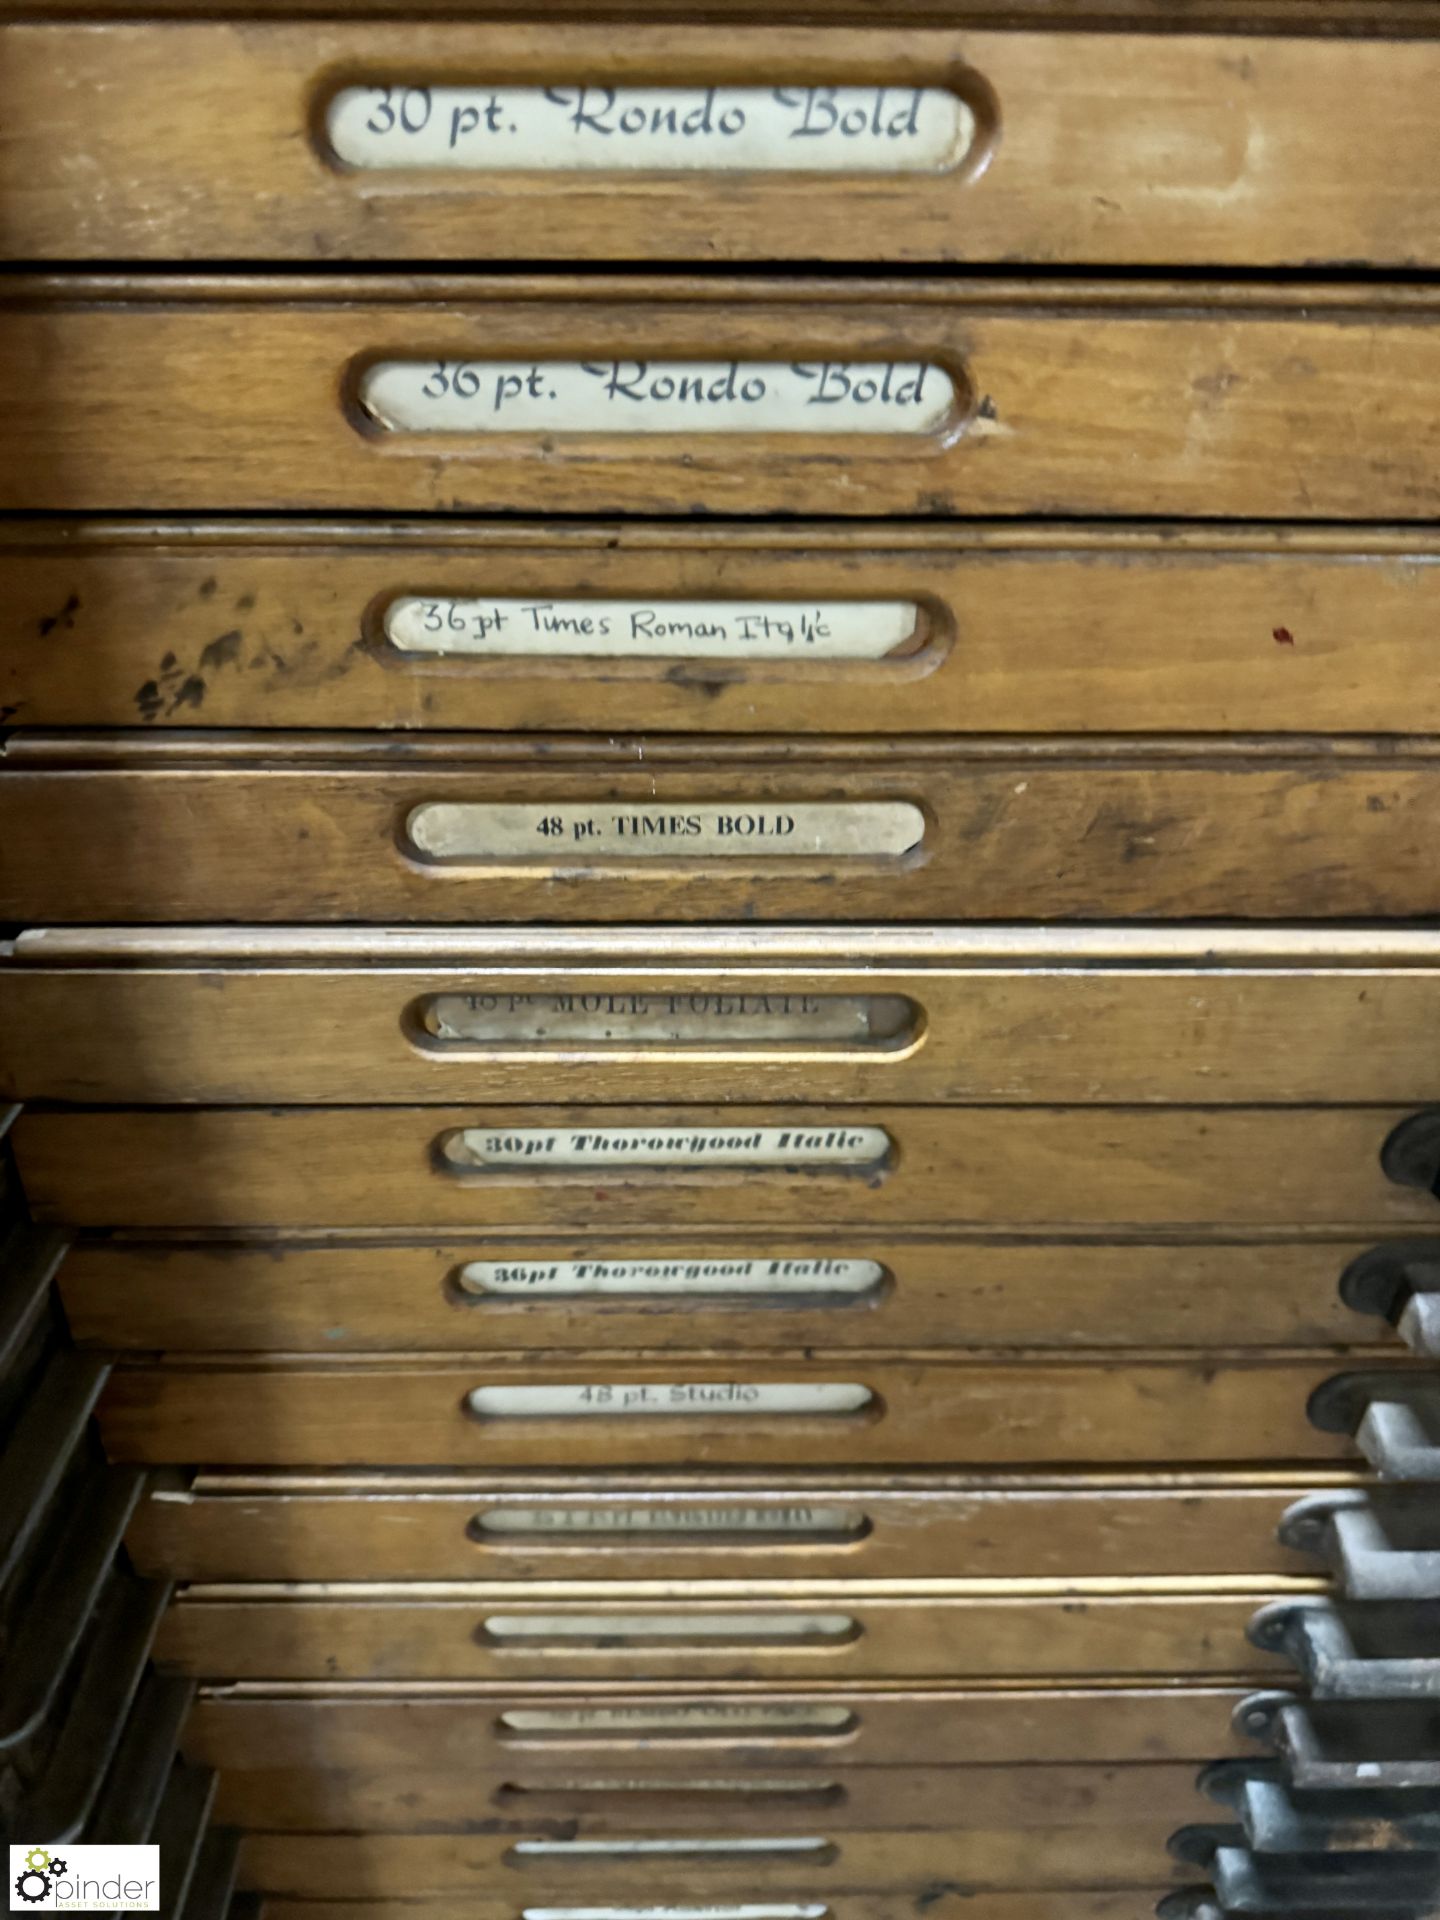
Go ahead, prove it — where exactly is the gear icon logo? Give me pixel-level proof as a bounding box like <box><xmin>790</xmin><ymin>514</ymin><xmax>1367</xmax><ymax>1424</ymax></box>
<box><xmin>14</xmin><ymin>1867</ymin><xmax>50</xmax><ymax>1903</ymax></box>
<box><xmin>22</xmin><ymin>1852</ymin><xmax>50</xmax><ymax>1873</ymax></box>
<box><xmin>46</xmin><ymin>1861</ymin><xmax>67</xmax><ymax>1877</ymax></box>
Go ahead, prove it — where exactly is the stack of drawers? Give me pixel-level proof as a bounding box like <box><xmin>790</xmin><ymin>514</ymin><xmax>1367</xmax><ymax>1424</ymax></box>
<box><xmin>4</xmin><ymin>4</ymin><xmax>1440</xmax><ymax>1916</ymax></box>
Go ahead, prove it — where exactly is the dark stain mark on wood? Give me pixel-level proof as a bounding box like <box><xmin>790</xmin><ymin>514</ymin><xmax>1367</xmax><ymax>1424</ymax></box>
<box><xmin>976</xmin><ymin>393</ymin><xmax>998</xmax><ymax>420</ymax></box>
<box><xmin>1273</xmin><ymin>627</ymin><xmax>1296</xmax><ymax>646</ymax></box>
<box><xmin>198</xmin><ymin>577</ymin><xmax>218</xmax><ymax>598</ymax></box>
<box><xmin>171</xmin><ymin>675</ymin><xmax>206</xmax><ymax>712</ymax></box>
<box><xmin>134</xmin><ymin>679</ymin><xmax>164</xmax><ymax>721</ymax></box>
<box><xmin>200</xmin><ymin>630</ymin><xmax>244</xmax><ymax>672</ymax></box>
<box><xmin>236</xmin><ymin>592</ymin><xmax>257</xmax><ymax>612</ymax></box>
<box><xmin>37</xmin><ymin>591</ymin><xmax>81</xmax><ymax>638</ymax></box>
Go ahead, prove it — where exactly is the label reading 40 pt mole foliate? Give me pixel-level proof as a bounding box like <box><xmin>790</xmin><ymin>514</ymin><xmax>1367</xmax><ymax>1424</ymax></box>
<box><xmin>328</xmin><ymin>84</ymin><xmax>975</xmax><ymax>173</ymax></box>
<box><xmin>407</xmin><ymin>802</ymin><xmax>925</xmax><ymax>861</ymax></box>
<box><xmin>444</xmin><ymin>1125</ymin><xmax>890</xmax><ymax>1171</ymax></box>
<box><xmin>359</xmin><ymin>360</ymin><xmax>954</xmax><ymax>435</ymax></box>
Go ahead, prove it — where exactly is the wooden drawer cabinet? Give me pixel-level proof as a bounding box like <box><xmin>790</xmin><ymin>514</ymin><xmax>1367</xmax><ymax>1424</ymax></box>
<box><xmin>91</xmin><ymin>1352</ymin><xmax>1408</xmax><ymax>1468</ymax></box>
<box><xmin>255</xmin><ymin>1894</ymin><xmax>1157</xmax><ymax>1920</ymax></box>
<box><xmin>56</xmin><ymin>1230</ymin><xmax>1377</xmax><ymax>1355</ymax></box>
<box><xmin>185</xmin><ymin>1681</ymin><xmax>1256</xmax><ymax>1774</ymax></box>
<box><xmin>4</xmin><ymin>23</ymin><xmax>1440</xmax><ymax>268</ymax></box>
<box><xmin>10</xmin><ymin>930</ymin><xmax>1440</xmax><ymax>1107</ymax></box>
<box><xmin>8</xmin><ymin>737</ymin><xmax>1440</xmax><ymax>925</ymax></box>
<box><xmin>124</xmin><ymin>1470</ymin><xmax>1335</xmax><ymax>1583</ymax></box>
<box><xmin>13</xmin><ymin>1102</ymin><xmax>1436</xmax><ymax>1231</ymax></box>
<box><xmin>9</xmin><ymin>523</ymin><xmax>1440</xmax><ymax>740</ymax></box>
<box><xmin>151</xmin><ymin>1580</ymin><xmax>1292</xmax><ymax>1684</ymax></box>
<box><xmin>5</xmin><ymin>278</ymin><xmax>1440</xmax><ymax>518</ymax></box>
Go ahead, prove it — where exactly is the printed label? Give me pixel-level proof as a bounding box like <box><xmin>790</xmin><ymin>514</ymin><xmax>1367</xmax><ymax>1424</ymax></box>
<box><xmin>484</xmin><ymin>1610</ymin><xmax>855</xmax><ymax>1641</ymax></box>
<box><xmin>408</xmin><ymin>802</ymin><xmax>925</xmax><ymax>861</ymax></box>
<box><xmin>467</xmin><ymin>1382</ymin><xmax>874</xmax><ymax>1418</ymax></box>
<box><xmin>474</xmin><ymin>1502</ymin><xmax>866</xmax><ymax>1535</ymax></box>
<box><xmin>458</xmin><ymin>1255</ymin><xmax>883</xmax><ymax>1298</ymax></box>
<box><xmin>501</xmin><ymin>1703</ymin><xmax>853</xmax><ymax>1733</ymax></box>
<box><xmin>359</xmin><ymin>360</ymin><xmax>954</xmax><ymax>435</ymax></box>
<box><xmin>443</xmin><ymin>1126</ymin><xmax>891</xmax><ymax>1171</ymax></box>
<box><xmin>512</xmin><ymin>1840</ymin><xmax>829</xmax><ymax>1858</ymax></box>
<box><xmin>521</xmin><ymin>1908</ymin><xmax>828</xmax><ymax>1920</ymax></box>
<box><xmin>423</xmin><ymin>992</ymin><xmax>910</xmax><ymax>1047</ymax></box>
<box><xmin>329</xmin><ymin>83</ymin><xmax>974</xmax><ymax>173</ymax></box>
<box><xmin>385</xmin><ymin>596</ymin><xmax>917</xmax><ymax>661</ymax></box>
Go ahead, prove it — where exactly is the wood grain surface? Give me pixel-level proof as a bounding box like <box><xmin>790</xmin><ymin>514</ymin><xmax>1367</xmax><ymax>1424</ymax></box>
<box><xmin>91</xmin><ymin>1350</ymin><xmax>1411</xmax><ymax>1466</ymax></box>
<box><xmin>5</xmin><ymin>278</ymin><xmax>1440</xmax><ymax>516</ymax></box>
<box><xmin>7</xmin><ymin>736</ymin><xmax>1440</xmax><ymax>923</ymax></box>
<box><xmin>13</xmin><ymin>1102</ymin><xmax>1434</xmax><ymax>1230</ymax></box>
<box><xmin>1</xmin><ymin>24</ymin><xmax>1438</xmax><ymax>266</ymax></box>
<box><xmin>12</xmin><ymin>522</ymin><xmax>1440</xmax><ymax>738</ymax></box>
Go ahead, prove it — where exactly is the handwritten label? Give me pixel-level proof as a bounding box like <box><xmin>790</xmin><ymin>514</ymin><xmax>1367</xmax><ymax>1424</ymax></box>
<box><xmin>385</xmin><ymin>597</ymin><xmax>918</xmax><ymax>661</ymax></box>
<box><xmin>513</xmin><ymin>1840</ymin><xmax>829</xmax><ymax>1858</ymax></box>
<box><xmin>474</xmin><ymin>1503</ymin><xmax>866</xmax><ymax>1535</ymax></box>
<box><xmin>443</xmin><ymin>1126</ymin><xmax>891</xmax><ymax>1172</ymax></box>
<box><xmin>467</xmin><ymin>1382</ymin><xmax>874</xmax><ymax>1418</ymax></box>
<box><xmin>502</xmin><ymin>1704</ymin><xmax>852</xmax><ymax>1733</ymax></box>
<box><xmin>329</xmin><ymin>84</ymin><xmax>974</xmax><ymax>173</ymax></box>
<box><xmin>484</xmin><ymin>1610</ymin><xmax>855</xmax><ymax>1642</ymax></box>
<box><xmin>458</xmin><ymin>1256</ymin><xmax>883</xmax><ymax>1298</ymax></box>
<box><xmin>358</xmin><ymin>360</ymin><xmax>954</xmax><ymax>435</ymax></box>
<box><xmin>423</xmin><ymin>992</ymin><xmax>911</xmax><ymax>1048</ymax></box>
<box><xmin>407</xmin><ymin>803</ymin><xmax>925</xmax><ymax>861</ymax></box>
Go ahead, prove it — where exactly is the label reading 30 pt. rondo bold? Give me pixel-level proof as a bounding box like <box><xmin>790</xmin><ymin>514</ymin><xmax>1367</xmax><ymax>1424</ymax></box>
<box><xmin>385</xmin><ymin>597</ymin><xmax>919</xmax><ymax>661</ymax></box>
<box><xmin>328</xmin><ymin>84</ymin><xmax>975</xmax><ymax>174</ymax></box>
<box><xmin>407</xmin><ymin>802</ymin><xmax>925</xmax><ymax>862</ymax></box>
<box><xmin>359</xmin><ymin>361</ymin><xmax>954</xmax><ymax>435</ymax></box>
<box><xmin>443</xmin><ymin>1125</ymin><xmax>891</xmax><ymax>1172</ymax></box>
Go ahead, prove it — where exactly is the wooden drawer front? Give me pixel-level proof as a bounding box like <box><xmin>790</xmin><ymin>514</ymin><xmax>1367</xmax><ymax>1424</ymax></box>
<box><xmin>123</xmin><ymin>1471</ymin><xmax>1337</xmax><ymax>1584</ymax></box>
<box><xmin>12</xmin><ymin>938</ymin><xmax>1440</xmax><ymax>1106</ymax></box>
<box><xmin>93</xmin><ymin>1353</ymin><xmax>1404</xmax><ymax>1468</ymax></box>
<box><xmin>153</xmin><ymin>1583</ymin><xmax>1287</xmax><ymax>1684</ymax></box>
<box><xmin>255</xmin><ymin>1893</ymin><xmax>1159</xmax><ymax>1920</ymax></box>
<box><xmin>8</xmin><ymin>740</ymin><xmax>1440</xmax><ymax>925</ymax></box>
<box><xmin>237</xmin><ymin>1810</ymin><xmax>1203</xmax><ymax>1896</ymax></box>
<box><xmin>5</xmin><ymin>25</ymin><xmax>1438</xmax><ymax>268</ymax></box>
<box><xmin>58</xmin><ymin>1231</ymin><xmax>1379</xmax><ymax>1357</ymax></box>
<box><xmin>14</xmin><ymin>1103</ymin><xmax>1436</xmax><ymax>1232</ymax></box>
<box><xmin>12</xmin><ymin>524</ymin><xmax>1440</xmax><ymax>738</ymax></box>
<box><xmin>6</xmin><ymin>278</ymin><xmax>1440</xmax><ymax>519</ymax></box>
<box><xmin>185</xmin><ymin>1683</ymin><xmax>1249</xmax><ymax>1774</ymax></box>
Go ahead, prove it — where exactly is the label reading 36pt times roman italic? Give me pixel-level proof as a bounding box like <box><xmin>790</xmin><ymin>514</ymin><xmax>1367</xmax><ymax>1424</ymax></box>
<box><xmin>407</xmin><ymin>802</ymin><xmax>925</xmax><ymax>861</ymax></box>
<box><xmin>384</xmin><ymin>597</ymin><xmax>918</xmax><ymax>661</ymax></box>
<box><xmin>358</xmin><ymin>361</ymin><xmax>954</xmax><ymax>435</ymax></box>
<box><xmin>443</xmin><ymin>1125</ymin><xmax>891</xmax><ymax>1171</ymax></box>
<box><xmin>328</xmin><ymin>84</ymin><xmax>975</xmax><ymax>173</ymax></box>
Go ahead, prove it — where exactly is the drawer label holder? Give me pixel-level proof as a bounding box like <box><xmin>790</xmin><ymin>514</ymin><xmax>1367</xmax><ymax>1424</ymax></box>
<box><xmin>407</xmin><ymin>803</ymin><xmax>925</xmax><ymax>862</ymax></box>
<box><xmin>441</xmin><ymin>1125</ymin><xmax>892</xmax><ymax>1172</ymax></box>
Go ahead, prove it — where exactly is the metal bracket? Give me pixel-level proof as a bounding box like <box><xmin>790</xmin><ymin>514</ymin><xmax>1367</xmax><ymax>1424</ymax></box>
<box><xmin>1237</xmin><ymin>1689</ymin><xmax>1440</xmax><ymax>1791</ymax></box>
<box><xmin>1249</xmin><ymin>1598</ymin><xmax>1440</xmax><ymax>1700</ymax></box>
<box><xmin>1384</xmin><ymin>1111</ymin><xmax>1440</xmax><ymax>1199</ymax></box>
<box><xmin>1201</xmin><ymin>1757</ymin><xmax>1440</xmax><ymax>1853</ymax></box>
<box><xmin>1342</xmin><ymin>1242</ymin><xmax>1440</xmax><ymax>1356</ymax></box>
<box><xmin>179</xmin><ymin>1828</ymin><xmax>241</xmax><ymax>1920</ymax></box>
<box><xmin>0</xmin><ymin>1224</ymin><xmax>67</xmax><ymax>1382</ymax></box>
<box><xmin>1281</xmin><ymin>1490</ymin><xmax>1440</xmax><ymax>1601</ymax></box>
<box><xmin>1309</xmin><ymin>1373</ymin><xmax>1440</xmax><ymax>1480</ymax></box>
<box><xmin>1170</xmin><ymin>1823</ymin><xmax>1440</xmax><ymax>1911</ymax></box>
<box><xmin>0</xmin><ymin>1350</ymin><xmax>110</xmax><ymax>1592</ymax></box>
<box><xmin>150</xmin><ymin>1763</ymin><xmax>218</xmax><ymax>1920</ymax></box>
<box><xmin>85</xmin><ymin>1672</ymin><xmax>197</xmax><ymax>1845</ymax></box>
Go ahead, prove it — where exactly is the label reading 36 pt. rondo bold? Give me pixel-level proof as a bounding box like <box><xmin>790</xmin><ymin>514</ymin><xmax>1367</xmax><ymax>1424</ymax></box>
<box><xmin>358</xmin><ymin>360</ymin><xmax>954</xmax><ymax>435</ymax></box>
<box><xmin>328</xmin><ymin>84</ymin><xmax>975</xmax><ymax>173</ymax></box>
<box><xmin>384</xmin><ymin>597</ymin><xmax>919</xmax><ymax>660</ymax></box>
<box><xmin>443</xmin><ymin>1125</ymin><xmax>891</xmax><ymax>1172</ymax></box>
<box><xmin>407</xmin><ymin>802</ymin><xmax>925</xmax><ymax>861</ymax></box>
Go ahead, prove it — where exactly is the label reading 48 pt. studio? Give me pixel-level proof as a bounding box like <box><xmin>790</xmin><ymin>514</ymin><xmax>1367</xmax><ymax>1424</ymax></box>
<box><xmin>407</xmin><ymin>801</ymin><xmax>925</xmax><ymax>861</ymax></box>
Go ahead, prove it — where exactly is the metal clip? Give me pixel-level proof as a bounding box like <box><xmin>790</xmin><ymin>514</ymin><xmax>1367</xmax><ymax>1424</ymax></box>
<box><xmin>1309</xmin><ymin>1374</ymin><xmax>1440</xmax><ymax>1480</ymax></box>
<box><xmin>1281</xmin><ymin>1491</ymin><xmax>1440</xmax><ymax>1602</ymax></box>
<box><xmin>179</xmin><ymin>1828</ymin><xmax>241</xmax><ymax>1920</ymax></box>
<box><xmin>1238</xmin><ymin>1689</ymin><xmax>1440</xmax><ymax>1791</ymax></box>
<box><xmin>1202</xmin><ymin>1757</ymin><xmax>1440</xmax><ymax>1854</ymax></box>
<box><xmin>1170</xmin><ymin>1822</ymin><xmax>1440</xmax><ymax>1911</ymax></box>
<box><xmin>1342</xmin><ymin>1242</ymin><xmax>1440</xmax><ymax>1357</ymax></box>
<box><xmin>85</xmin><ymin>1672</ymin><xmax>196</xmax><ymax>1844</ymax></box>
<box><xmin>1249</xmin><ymin>1599</ymin><xmax>1440</xmax><ymax>1700</ymax></box>
<box><xmin>1383</xmin><ymin>1112</ymin><xmax>1440</xmax><ymax>1201</ymax></box>
<box><xmin>150</xmin><ymin>1762</ymin><xmax>219</xmax><ymax>1920</ymax></box>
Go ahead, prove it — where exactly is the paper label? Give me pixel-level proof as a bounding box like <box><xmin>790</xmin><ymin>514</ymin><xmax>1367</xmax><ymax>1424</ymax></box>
<box><xmin>475</xmin><ymin>1503</ymin><xmax>865</xmax><ymax>1535</ymax></box>
<box><xmin>385</xmin><ymin>596</ymin><xmax>917</xmax><ymax>661</ymax></box>
<box><xmin>484</xmin><ymin>1610</ymin><xmax>855</xmax><ymax>1641</ymax></box>
<box><xmin>512</xmin><ymin>1840</ymin><xmax>829</xmax><ymax>1858</ymax></box>
<box><xmin>458</xmin><ymin>1256</ymin><xmax>883</xmax><ymax>1298</ymax></box>
<box><xmin>467</xmin><ymin>1382</ymin><xmax>873</xmax><ymax>1418</ymax></box>
<box><xmin>443</xmin><ymin>1126</ymin><xmax>891</xmax><ymax>1171</ymax></box>
<box><xmin>423</xmin><ymin>992</ymin><xmax>909</xmax><ymax>1047</ymax></box>
<box><xmin>359</xmin><ymin>360</ymin><xmax>954</xmax><ymax>435</ymax></box>
<box><xmin>501</xmin><ymin>1704</ymin><xmax>853</xmax><ymax>1733</ymax></box>
<box><xmin>328</xmin><ymin>84</ymin><xmax>974</xmax><ymax>173</ymax></box>
<box><xmin>408</xmin><ymin>803</ymin><xmax>925</xmax><ymax>861</ymax></box>
<box><xmin>522</xmin><ymin>1908</ymin><xmax>827</xmax><ymax>1920</ymax></box>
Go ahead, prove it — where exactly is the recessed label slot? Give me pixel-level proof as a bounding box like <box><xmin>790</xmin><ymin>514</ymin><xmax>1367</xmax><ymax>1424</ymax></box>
<box><xmin>384</xmin><ymin>597</ymin><xmax>920</xmax><ymax>662</ymax></box>
<box><xmin>472</xmin><ymin>1503</ymin><xmax>868</xmax><ymax>1540</ymax></box>
<box><xmin>500</xmin><ymin>1705</ymin><xmax>856</xmax><ymax>1736</ymax></box>
<box><xmin>467</xmin><ymin>1383</ymin><xmax>874</xmax><ymax>1419</ymax></box>
<box><xmin>482</xmin><ymin>1611</ymin><xmax>857</xmax><ymax>1647</ymax></box>
<box><xmin>511</xmin><ymin>1839</ymin><xmax>831</xmax><ymax>1860</ymax></box>
<box><xmin>328</xmin><ymin>84</ymin><xmax>975</xmax><ymax>173</ymax></box>
<box><xmin>407</xmin><ymin>802</ymin><xmax>925</xmax><ymax>862</ymax></box>
<box><xmin>359</xmin><ymin>361</ymin><xmax>955</xmax><ymax>437</ymax></box>
<box><xmin>440</xmin><ymin>1126</ymin><xmax>892</xmax><ymax>1173</ymax></box>
<box><xmin>522</xmin><ymin>1906</ymin><xmax>829</xmax><ymax>1920</ymax></box>
<box><xmin>418</xmin><ymin>991</ymin><xmax>915</xmax><ymax>1052</ymax></box>
<box><xmin>499</xmin><ymin>1782</ymin><xmax>844</xmax><ymax>1806</ymax></box>
<box><xmin>457</xmin><ymin>1256</ymin><xmax>885</xmax><ymax>1302</ymax></box>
